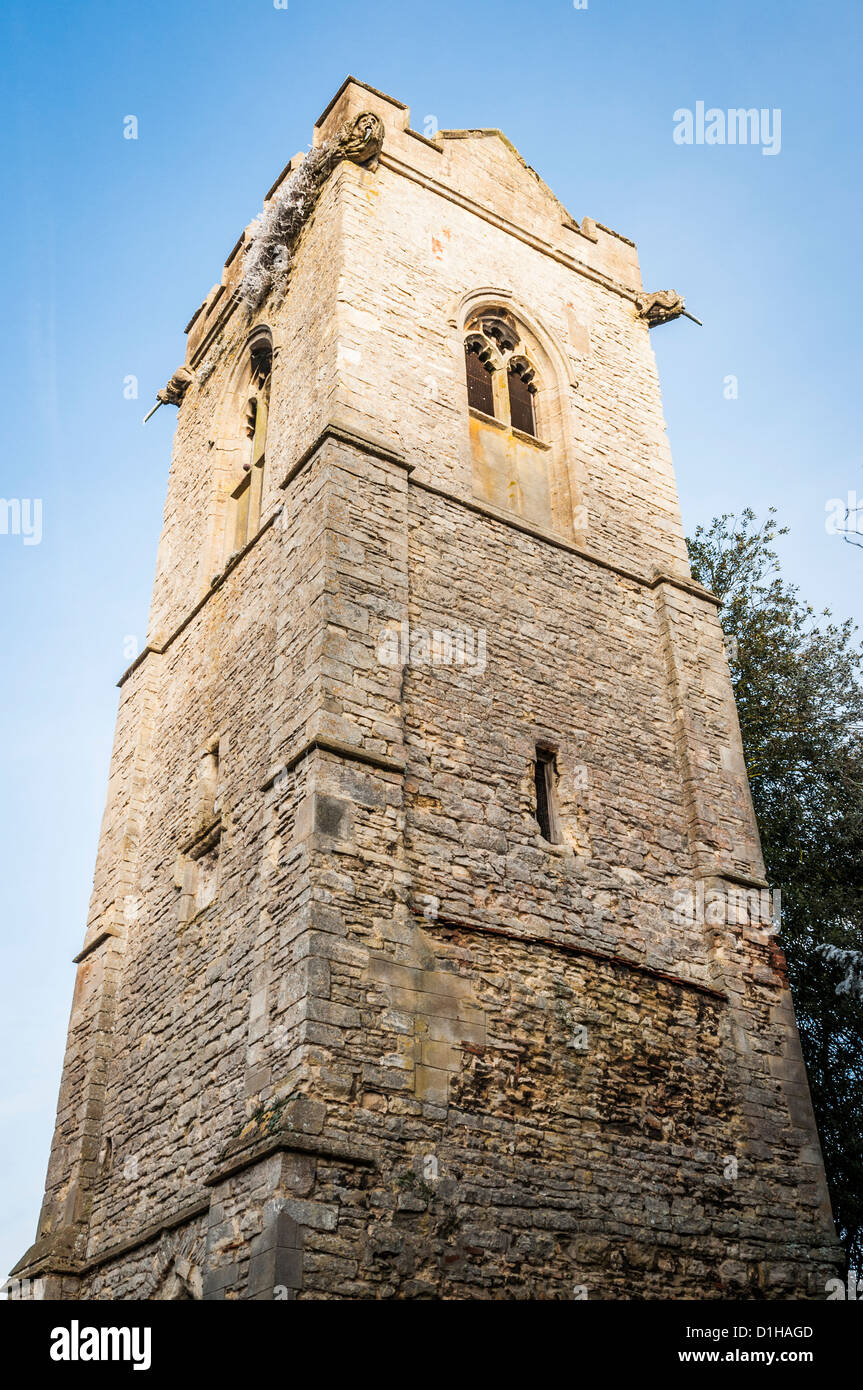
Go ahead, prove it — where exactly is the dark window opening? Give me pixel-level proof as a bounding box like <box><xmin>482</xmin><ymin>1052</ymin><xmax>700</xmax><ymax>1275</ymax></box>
<box><xmin>244</xmin><ymin>397</ymin><xmax>258</xmax><ymax>461</ymax></box>
<box><xmin>249</xmin><ymin>342</ymin><xmax>273</xmax><ymax>390</ymax></box>
<box><xmin>465</xmin><ymin>340</ymin><xmax>495</xmax><ymax>417</ymax></box>
<box><xmin>508</xmin><ymin>362</ymin><xmax>537</xmax><ymax>437</ymax></box>
<box><xmin>246</xmin><ymin>340</ymin><xmax>272</xmax><ymax>470</ymax></box>
<box><xmin>534</xmin><ymin>747</ymin><xmax>558</xmax><ymax>842</ymax></box>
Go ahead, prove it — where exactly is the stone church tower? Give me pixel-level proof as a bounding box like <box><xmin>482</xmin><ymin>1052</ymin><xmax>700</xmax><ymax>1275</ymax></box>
<box><xmin>13</xmin><ymin>79</ymin><xmax>840</xmax><ymax>1300</ymax></box>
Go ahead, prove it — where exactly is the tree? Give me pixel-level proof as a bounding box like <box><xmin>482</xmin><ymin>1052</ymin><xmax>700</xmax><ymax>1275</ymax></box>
<box><xmin>687</xmin><ymin>508</ymin><xmax>863</xmax><ymax>1274</ymax></box>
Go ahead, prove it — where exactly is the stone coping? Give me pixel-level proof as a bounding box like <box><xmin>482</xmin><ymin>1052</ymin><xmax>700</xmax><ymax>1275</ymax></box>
<box><xmin>261</xmin><ymin>734</ymin><xmax>406</xmax><ymax>790</ymax></box>
<box><xmin>206</xmin><ymin>1130</ymin><xmax>376</xmax><ymax>1189</ymax></box>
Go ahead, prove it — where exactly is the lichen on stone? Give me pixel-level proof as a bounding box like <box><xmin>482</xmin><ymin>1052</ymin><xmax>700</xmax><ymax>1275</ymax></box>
<box><xmin>239</xmin><ymin>111</ymin><xmax>384</xmax><ymax>311</ymax></box>
<box><xmin>240</xmin><ymin>144</ymin><xmax>335</xmax><ymax>311</ymax></box>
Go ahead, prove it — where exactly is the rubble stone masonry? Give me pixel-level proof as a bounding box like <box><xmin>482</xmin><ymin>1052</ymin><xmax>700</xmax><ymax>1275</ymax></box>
<box><xmin>12</xmin><ymin>78</ymin><xmax>841</xmax><ymax>1300</ymax></box>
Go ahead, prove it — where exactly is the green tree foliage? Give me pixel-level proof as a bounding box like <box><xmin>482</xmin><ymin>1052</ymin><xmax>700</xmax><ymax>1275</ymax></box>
<box><xmin>687</xmin><ymin>508</ymin><xmax>863</xmax><ymax>1274</ymax></box>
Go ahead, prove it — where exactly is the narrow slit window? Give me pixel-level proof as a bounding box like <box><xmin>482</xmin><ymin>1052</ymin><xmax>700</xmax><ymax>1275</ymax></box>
<box><xmin>98</xmin><ymin>1136</ymin><xmax>113</xmax><ymax>1176</ymax></box>
<box><xmin>534</xmin><ymin>747</ymin><xmax>559</xmax><ymax>843</ymax></box>
<box><xmin>247</xmin><ymin>352</ymin><xmax>271</xmax><ymax>470</ymax></box>
<box><xmin>508</xmin><ymin>363</ymin><xmax>537</xmax><ymax>437</ymax></box>
<box><xmin>230</xmin><ymin>339</ymin><xmax>272</xmax><ymax>553</ymax></box>
<box><xmin>195</xmin><ymin>743</ymin><xmax>221</xmax><ymax>828</ymax></box>
<box><xmin>465</xmin><ymin>340</ymin><xmax>495</xmax><ymax>417</ymax></box>
<box><xmin>181</xmin><ymin>740</ymin><xmax>224</xmax><ymax>922</ymax></box>
<box><xmin>245</xmin><ymin>397</ymin><xmax>259</xmax><ymax>466</ymax></box>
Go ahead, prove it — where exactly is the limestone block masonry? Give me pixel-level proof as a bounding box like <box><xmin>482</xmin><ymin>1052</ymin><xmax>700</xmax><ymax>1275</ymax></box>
<box><xmin>11</xmin><ymin>77</ymin><xmax>841</xmax><ymax>1300</ymax></box>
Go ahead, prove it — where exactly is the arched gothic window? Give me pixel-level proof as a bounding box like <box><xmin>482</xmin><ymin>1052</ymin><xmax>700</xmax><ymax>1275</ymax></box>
<box><xmin>462</xmin><ymin>305</ymin><xmax>574</xmax><ymax>533</ymax></box>
<box><xmin>463</xmin><ymin>310</ymin><xmax>540</xmax><ymax>438</ymax></box>
<box><xmin>459</xmin><ymin>297</ymin><xmax>582</xmax><ymax>539</ymax></box>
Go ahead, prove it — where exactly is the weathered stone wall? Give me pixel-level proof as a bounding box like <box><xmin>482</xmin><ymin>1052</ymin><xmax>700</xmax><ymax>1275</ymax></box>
<box><xmin>12</xmin><ymin>78</ymin><xmax>840</xmax><ymax>1300</ymax></box>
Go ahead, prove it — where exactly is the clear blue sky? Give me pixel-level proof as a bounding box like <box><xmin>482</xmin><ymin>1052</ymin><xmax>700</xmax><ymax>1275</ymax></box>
<box><xmin>1</xmin><ymin>0</ymin><xmax>860</xmax><ymax>1281</ymax></box>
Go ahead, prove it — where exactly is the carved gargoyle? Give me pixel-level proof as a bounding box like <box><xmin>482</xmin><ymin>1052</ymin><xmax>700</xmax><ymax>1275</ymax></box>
<box><xmin>333</xmin><ymin>110</ymin><xmax>385</xmax><ymax>168</ymax></box>
<box><xmin>636</xmin><ymin>290</ymin><xmax>687</xmax><ymax>328</ymax></box>
<box><xmin>156</xmin><ymin>365</ymin><xmax>195</xmax><ymax>407</ymax></box>
<box><xmin>311</xmin><ymin>112</ymin><xmax>386</xmax><ymax>186</ymax></box>
<box><xmin>143</xmin><ymin>365</ymin><xmax>195</xmax><ymax>422</ymax></box>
